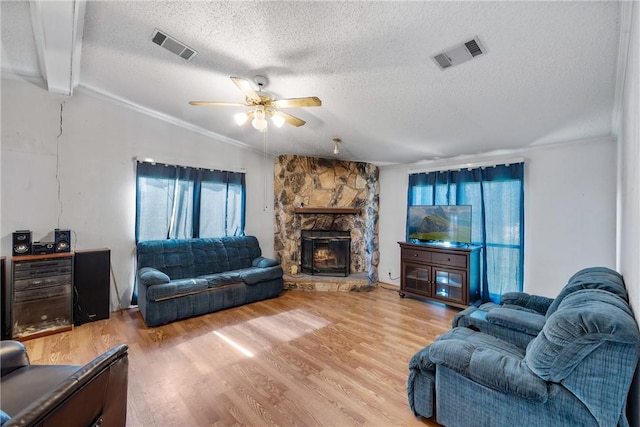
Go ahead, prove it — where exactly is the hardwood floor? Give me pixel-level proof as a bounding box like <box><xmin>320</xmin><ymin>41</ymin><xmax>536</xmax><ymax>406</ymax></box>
<box><xmin>22</xmin><ymin>286</ymin><xmax>458</xmax><ymax>426</ymax></box>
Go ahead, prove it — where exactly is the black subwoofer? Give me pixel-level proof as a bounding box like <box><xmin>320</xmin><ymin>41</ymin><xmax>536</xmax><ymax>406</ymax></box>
<box><xmin>12</xmin><ymin>230</ymin><xmax>32</xmax><ymax>256</ymax></box>
<box><xmin>73</xmin><ymin>249</ymin><xmax>110</xmax><ymax>326</ymax></box>
<box><xmin>54</xmin><ymin>229</ymin><xmax>71</xmax><ymax>253</ymax></box>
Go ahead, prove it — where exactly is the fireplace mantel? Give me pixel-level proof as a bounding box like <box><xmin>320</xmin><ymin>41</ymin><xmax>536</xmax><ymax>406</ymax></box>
<box><xmin>294</xmin><ymin>207</ymin><xmax>361</xmax><ymax>215</ymax></box>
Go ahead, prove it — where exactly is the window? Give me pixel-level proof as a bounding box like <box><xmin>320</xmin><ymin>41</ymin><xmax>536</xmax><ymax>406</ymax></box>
<box><xmin>408</xmin><ymin>163</ymin><xmax>524</xmax><ymax>302</ymax></box>
<box><xmin>135</xmin><ymin>161</ymin><xmax>245</xmax><ymax>242</ymax></box>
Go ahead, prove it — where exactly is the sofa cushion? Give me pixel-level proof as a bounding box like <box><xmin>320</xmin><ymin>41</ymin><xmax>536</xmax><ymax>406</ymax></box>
<box><xmin>199</xmin><ymin>272</ymin><xmax>243</xmax><ymax>288</ymax></box>
<box><xmin>486</xmin><ymin>307</ymin><xmax>546</xmax><ymax>336</ymax></box>
<box><xmin>428</xmin><ymin>328</ymin><xmax>547</xmax><ymax>402</ymax></box>
<box><xmin>0</xmin><ymin>365</ymin><xmax>79</xmax><ymax>416</ymax></box>
<box><xmin>546</xmin><ymin>268</ymin><xmax>627</xmax><ymax>318</ymax></box>
<box><xmin>192</xmin><ymin>238</ymin><xmax>231</xmax><ymax>276</ymax></box>
<box><xmin>238</xmin><ymin>266</ymin><xmax>284</xmax><ymax>285</ymax></box>
<box><xmin>526</xmin><ymin>289</ymin><xmax>638</xmax><ymax>382</ymax></box>
<box><xmin>223</xmin><ymin>236</ymin><xmax>262</xmax><ymax>270</ymax></box>
<box><xmin>137</xmin><ymin>240</ymin><xmax>196</xmax><ymax>280</ymax></box>
<box><xmin>146</xmin><ymin>278</ymin><xmax>210</xmax><ymax>301</ymax></box>
<box><xmin>467</xmin><ymin>348</ymin><xmax>548</xmax><ymax>402</ymax></box>
<box><xmin>138</xmin><ymin>267</ymin><xmax>170</xmax><ymax>285</ymax></box>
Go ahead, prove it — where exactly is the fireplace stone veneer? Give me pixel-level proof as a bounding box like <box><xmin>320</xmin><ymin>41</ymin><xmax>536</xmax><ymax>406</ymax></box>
<box><xmin>274</xmin><ymin>155</ymin><xmax>380</xmax><ymax>286</ymax></box>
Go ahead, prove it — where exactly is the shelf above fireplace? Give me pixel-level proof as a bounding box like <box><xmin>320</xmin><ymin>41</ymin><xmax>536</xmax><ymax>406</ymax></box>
<box><xmin>294</xmin><ymin>207</ymin><xmax>361</xmax><ymax>215</ymax></box>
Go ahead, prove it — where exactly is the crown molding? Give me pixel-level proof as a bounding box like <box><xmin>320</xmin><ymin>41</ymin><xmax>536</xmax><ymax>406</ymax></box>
<box><xmin>406</xmin><ymin>136</ymin><xmax>615</xmax><ymax>174</ymax></box>
<box><xmin>1</xmin><ymin>70</ymin><xmax>264</xmax><ymax>155</ymax></box>
<box><xmin>77</xmin><ymin>83</ymin><xmax>258</xmax><ymax>153</ymax></box>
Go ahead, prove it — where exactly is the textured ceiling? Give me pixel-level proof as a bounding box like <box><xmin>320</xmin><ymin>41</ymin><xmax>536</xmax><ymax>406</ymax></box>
<box><xmin>1</xmin><ymin>1</ymin><xmax>622</xmax><ymax>165</ymax></box>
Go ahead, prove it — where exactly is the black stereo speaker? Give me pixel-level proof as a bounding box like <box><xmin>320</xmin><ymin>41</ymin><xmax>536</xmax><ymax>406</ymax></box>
<box><xmin>12</xmin><ymin>230</ymin><xmax>32</xmax><ymax>256</ymax></box>
<box><xmin>74</xmin><ymin>249</ymin><xmax>110</xmax><ymax>326</ymax></box>
<box><xmin>54</xmin><ymin>229</ymin><xmax>71</xmax><ymax>253</ymax></box>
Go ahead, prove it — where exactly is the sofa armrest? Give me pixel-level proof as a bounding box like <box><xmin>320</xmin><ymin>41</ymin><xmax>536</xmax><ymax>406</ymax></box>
<box><xmin>429</xmin><ymin>339</ymin><xmax>548</xmax><ymax>402</ymax></box>
<box><xmin>5</xmin><ymin>344</ymin><xmax>129</xmax><ymax>427</ymax></box>
<box><xmin>500</xmin><ymin>292</ymin><xmax>553</xmax><ymax>315</ymax></box>
<box><xmin>0</xmin><ymin>341</ymin><xmax>30</xmax><ymax>377</ymax></box>
<box><xmin>452</xmin><ymin>305</ymin><xmax>480</xmax><ymax>328</ymax></box>
<box><xmin>408</xmin><ymin>344</ymin><xmax>436</xmax><ymax>372</ymax></box>
<box><xmin>138</xmin><ymin>267</ymin><xmax>170</xmax><ymax>286</ymax></box>
<box><xmin>251</xmin><ymin>257</ymin><xmax>280</xmax><ymax>268</ymax></box>
<box><xmin>484</xmin><ymin>307</ymin><xmax>546</xmax><ymax>336</ymax></box>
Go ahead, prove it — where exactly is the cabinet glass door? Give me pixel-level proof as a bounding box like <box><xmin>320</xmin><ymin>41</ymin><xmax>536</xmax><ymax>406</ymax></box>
<box><xmin>403</xmin><ymin>263</ymin><xmax>431</xmax><ymax>296</ymax></box>
<box><xmin>432</xmin><ymin>268</ymin><xmax>465</xmax><ymax>303</ymax></box>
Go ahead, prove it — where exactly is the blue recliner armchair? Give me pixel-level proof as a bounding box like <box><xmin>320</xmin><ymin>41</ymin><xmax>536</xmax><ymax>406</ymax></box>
<box><xmin>452</xmin><ymin>267</ymin><xmax>628</xmax><ymax>349</ymax></box>
<box><xmin>408</xmin><ymin>289</ymin><xmax>640</xmax><ymax>426</ymax></box>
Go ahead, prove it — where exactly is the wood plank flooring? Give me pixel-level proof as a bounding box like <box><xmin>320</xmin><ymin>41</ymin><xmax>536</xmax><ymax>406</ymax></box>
<box><xmin>21</xmin><ymin>285</ymin><xmax>458</xmax><ymax>427</ymax></box>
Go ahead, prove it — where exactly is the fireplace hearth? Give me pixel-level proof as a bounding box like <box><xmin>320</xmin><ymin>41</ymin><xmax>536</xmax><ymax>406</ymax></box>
<box><xmin>301</xmin><ymin>230</ymin><xmax>351</xmax><ymax>277</ymax></box>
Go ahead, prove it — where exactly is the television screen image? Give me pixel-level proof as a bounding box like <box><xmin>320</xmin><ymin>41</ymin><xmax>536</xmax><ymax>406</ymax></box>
<box><xmin>407</xmin><ymin>205</ymin><xmax>472</xmax><ymax>244</ymax></box>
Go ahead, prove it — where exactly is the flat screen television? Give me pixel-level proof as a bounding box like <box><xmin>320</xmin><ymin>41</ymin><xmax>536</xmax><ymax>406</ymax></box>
<box><xmin>407</xmin><ymin>205</ymin><xmax>472</xmax><ymax>245</ymax></box>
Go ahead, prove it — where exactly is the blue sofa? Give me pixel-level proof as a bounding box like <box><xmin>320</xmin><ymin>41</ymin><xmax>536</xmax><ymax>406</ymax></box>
<box><xmin>408</xmin><ymin>285</ymin><xmax>640</xmax><ymax>425</ymax></box>
<box><xmin>136</xmin><ymin>236</ymin><xmax>283</xmax><ymax>326</ymax></box>
<box><xmin>452</xmin><ymin>267</ymin><xmax>628</xmax><ymax>349</ymax></box>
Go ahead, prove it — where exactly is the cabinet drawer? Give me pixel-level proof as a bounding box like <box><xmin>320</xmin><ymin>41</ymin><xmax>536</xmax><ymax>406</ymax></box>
<box><xmin>402</xmin><ymin>249</ymin><xmax>431</xmax><ymax>263</ymax></box>
<box><xmin>431</xmin><ymin>252</ymin><xmax>467</xmax><ymax>268</ymax></box>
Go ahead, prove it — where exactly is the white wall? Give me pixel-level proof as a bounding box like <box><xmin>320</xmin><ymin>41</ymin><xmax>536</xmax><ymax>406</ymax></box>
<box><xmin>524</xmin><ymin>140</ymin><xmax>617</xmax><ymax>295</ymax></box>
<box><xmin>378</xmin><ymin>138</ymin><xmax>617</xmax><ymax>298</ymax></box>
<box><xmin>618</xmin><ymin>0</ymin><xmax>640</xmax><ymax>319</ymax></box>
<box><xmin>616</xmin><ymin>3</ymin><xmax>639</xmax><ymax>424</ymax></box>
<box><xmin>1</xmin><ymin>76</ymin><xmax>274</xmax><ymax>310</ymax></box>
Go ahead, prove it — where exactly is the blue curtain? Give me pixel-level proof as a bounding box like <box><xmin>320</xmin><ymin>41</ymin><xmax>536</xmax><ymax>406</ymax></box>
<box><xmin>133</xmin><ymin>161</ymin><xmax>246</xmax><ymax>303</ymax></box>
<box><xmin>135</xmin><ymin>162</ymin><xmax>245</xmax><ymax>241</ymax></box>
<box><xmin>408</xmin><ymin>163</ymin><xmax>524</xmax><ymax>302</ymax></box>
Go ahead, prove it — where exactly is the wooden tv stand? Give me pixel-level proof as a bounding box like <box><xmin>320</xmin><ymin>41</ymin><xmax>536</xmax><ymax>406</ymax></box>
<box><xmin>398</xmin><ymin>241</ymin><xmax>481</xmax><ymax>309</ymax></box>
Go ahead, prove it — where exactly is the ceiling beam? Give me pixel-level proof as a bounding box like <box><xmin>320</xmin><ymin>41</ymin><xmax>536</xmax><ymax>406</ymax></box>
<box><xmin>29</xmin><ymin>0</ymin><xmax>86</xmax><ymax>96</ymax></box>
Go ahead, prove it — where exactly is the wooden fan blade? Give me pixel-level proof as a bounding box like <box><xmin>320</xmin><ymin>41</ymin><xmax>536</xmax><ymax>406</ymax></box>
<box><xmin>189</xmin><ymin>101</ymin><xmax>248</xmax><ymax>107</ymax></box>
<box><xmin>230</xmin><ymin>76</ymin><xmax>261</xmax><ymax>103</ymax></box>
<box><xmin>272</xmin><ymin>97</ymin><xmax>322</xmax><ymax>109</ymax></box>
<box><xmin>273</xmin><ymin>111</ymin><xmax>306</xmax><ymax>127</ymax></box>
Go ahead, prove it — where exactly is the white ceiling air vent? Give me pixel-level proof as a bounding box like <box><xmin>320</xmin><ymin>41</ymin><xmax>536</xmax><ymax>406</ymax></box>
<box><xmin>432</xmin><ymin>37</ymin><xmax>485</xmax><ymax>70</ymax></box>
<box><xmin>151</xmin><ymin>29</ymin><xmax>197</xmax><ymax>61</ymax></box>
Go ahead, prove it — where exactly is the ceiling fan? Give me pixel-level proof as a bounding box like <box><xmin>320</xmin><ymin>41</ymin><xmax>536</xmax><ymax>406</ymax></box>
<box><xmin>189</xmin><ymin>76</ymin><xmax>321</xmax><ymax>132</ymax></box>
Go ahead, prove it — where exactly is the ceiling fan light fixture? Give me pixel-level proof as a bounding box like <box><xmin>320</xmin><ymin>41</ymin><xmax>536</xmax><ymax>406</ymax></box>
<box><xmin>254</xmin><ymin>108</ymin><xmax>265</xmax><ymax>121</ymax></box>
<box><xmin>271</xmin><ymin>114</ymin><xmax>285</xmax><ymax>128</ymax></box>
<box><xmin>252</xmin><ymin>109</ymin><xmax>268</xmax><ymax>131</ymax></box>
<box><xmin>252</xmin><ymin>118</ymin><xmax>268</xmax><ymax>132</ymax></box>
<box><xmin>190</xmin><ymin>76</ymin><xmax>321</xmax><ymax>133</ymax></box>
<box><xmin>234</xmin><ymin>112</ymin><xmax>248</xmax><ymax>126</ymax></box>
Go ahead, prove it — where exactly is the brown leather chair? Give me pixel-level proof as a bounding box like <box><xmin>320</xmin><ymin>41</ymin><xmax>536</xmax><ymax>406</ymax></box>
<box><xmin>0</xmin><ymin>340</ymin><xmax>128</xmax><ymax>427</ymax></box>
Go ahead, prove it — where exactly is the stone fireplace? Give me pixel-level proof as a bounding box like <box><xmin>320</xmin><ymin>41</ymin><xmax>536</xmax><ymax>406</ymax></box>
<box><xmin>274</xmin><ymin>154</ymin><xmax>380</xmax><ymax>288</ymax></box>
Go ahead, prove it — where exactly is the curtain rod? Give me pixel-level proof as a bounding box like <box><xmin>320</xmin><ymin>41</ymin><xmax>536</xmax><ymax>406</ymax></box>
<box><xmin>134</xmin><ymin>156</ymin><xmax>246</xmax><ymax>173</ymax></box>
<box><xmin>407</xmin><ymin>156</ymin><xmax>526</xmax><ymax>175</ymax></box>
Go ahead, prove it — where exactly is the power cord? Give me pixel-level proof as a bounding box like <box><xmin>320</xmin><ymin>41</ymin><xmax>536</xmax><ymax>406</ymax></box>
<box><xmin>56</xmin><ymin>101</ymin><xmax>65</xmax><ymax>228</ymax></box>
<box><xmin>73</xmin><ymin>285</ymin><xmax>92</xmax><ymax>324</ymax></box>
<box><xmin>376</xmin><ymin>272</ymin><xmax>401</xmax><ymax>291</ymax></box>
<box><xmin>110</xmin><ymin>262</ymin><xmax>122</xmax><ymax>311</ymax></box>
